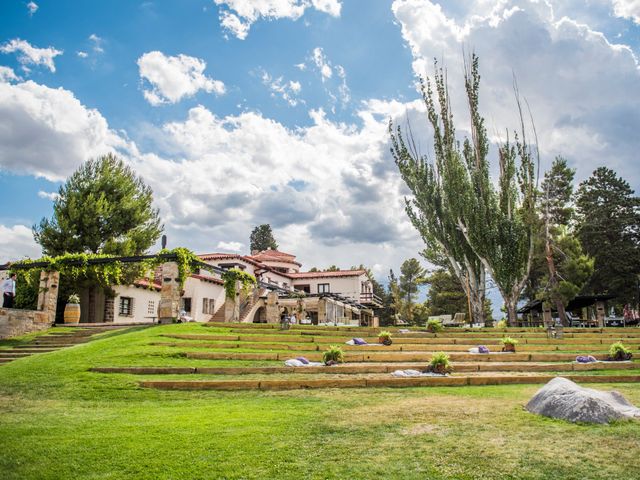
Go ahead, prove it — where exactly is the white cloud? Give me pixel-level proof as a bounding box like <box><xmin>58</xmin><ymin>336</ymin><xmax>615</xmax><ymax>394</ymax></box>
<box><xmin>612</xmin><ymin>0</ymin><xmax>640</xmax><ymax>24</ymax></box>
<box><xmin>312</xmin><ymin>47</ymin><xmax>332</xmax><ymax>81</ymax></box>
<box><xmin>88</xmin><ymin>33</ymin><xmax>105</xmax><ymax>54</ymax></box>
<box><xmin>260</xmin><ymin>70</ymin><xmax>303</xmax><ymax>106</ymax></box>
<box><xmin>27</xmin><ymin>2</ymin><xmax>38</xmax><ymax>16</ymax></box>
<box><xmin>77</xmin><ymin>51</ymin><xmax>88</xmax><ymax>58</ymax></box>
<box><xmin>0</xmin><ymin>80</ymin><xmax>127</xmax><ymax>180</ymax></box>
<box><xmin>137</xmin><ymin>51</ymin><xmax>226</xmax><ymax>106</ymax></box>
<box><xmin>0</xmin><ymin>39</ymin><xmax>63</xmax><ymax>73</ymax></box>
<box><xmin>391</xmin><ymin>0</ymin><xmax>640</xmax><ymax>189</ymax></box>
<box><xmin>0</xmin><ymin>66</ymin><xmax>20</xmax><ymax>83</ymax></box>
<box><xmin>214</xmin><ymin>0</ymin><xmax>342</xmax><ymax>39</ymax></box>
<box><xmin>294</xmin><ymin>62</ymin><xmax>306</xmax><ymax>71</ymax></box>
<box><xmin>37</xmin><ymin>190</ymin><xmax>59</xmax><ymax>201</ymax></box>
<box><xmin>0</xmin><ymin>225</ymin><xmax>41</xmax><ymax>263</ymax></box>
<box><xmin>311</xmin><ymin>0</ymin><xmax>341</xmax><ymax>16</ymax></box>
<box><xmin>216</xmin><ymin>241</ymin><xmax>243</xmax><ymax>251</ymax></box>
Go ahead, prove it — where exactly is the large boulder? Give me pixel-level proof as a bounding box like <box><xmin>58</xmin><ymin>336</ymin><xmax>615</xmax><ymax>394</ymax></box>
<box><xmin>526</xmin><ymin>377</ymin><xmax>640</xmax><ymax>424</ymax></box>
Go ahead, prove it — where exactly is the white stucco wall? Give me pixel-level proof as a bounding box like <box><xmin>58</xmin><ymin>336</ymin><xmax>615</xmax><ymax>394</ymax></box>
<box><xmin>182</xmin><ymin>277</ymin><xmax>225</xmax><ymax>322</ymax></box>
<box><xmin>291</xmin><ymin>273</ymin><xmax>368</xmax><ymax>300</ymax></box>
<box><xmin>113</xmin><ymin>285</ymin><xmax>160</xmax><ymax>324</ymax></box>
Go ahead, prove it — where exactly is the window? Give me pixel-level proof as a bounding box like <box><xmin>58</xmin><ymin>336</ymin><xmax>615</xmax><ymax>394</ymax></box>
<box><xmin>202</xmin><ymin>298</ymin><xmax>208</xmax><ymax>314</ymax></box>
<box><xmin>318</xmin><ymin>283</ymin><xmax>330</xmax><ymax>294</ymax></box>
<box><xmin>147</xmin><ymin>300</ymin><xmax>155</xmax><ymax>315</ymax></box>
<box><xmin>209</xmin><ymin>299</ymin><xmax>215</xmax><ymax>314</ymax></box>
<box><xmin>182</xmin><ymin>297</ymin><xmax>192</xmax><ymax>313</ymax></box>
<box><xmin>296</xmin><ymin>285</ymin><xmax>311</xmax><ymax>293</ymax></box>
<box><xmin>119</xmin><ymin>297</ymin><xmax>133</xmax><ymax>316</ymax></box>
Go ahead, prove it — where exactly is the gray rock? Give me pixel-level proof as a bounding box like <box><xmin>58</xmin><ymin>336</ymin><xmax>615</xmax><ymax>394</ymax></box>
<box><xmin>525</xmin><ymin>377</ymin><xmax>640</xmax><ymax>424</ymax></box>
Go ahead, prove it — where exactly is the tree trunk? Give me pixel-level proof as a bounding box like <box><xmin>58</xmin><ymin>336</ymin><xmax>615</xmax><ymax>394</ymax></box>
<box><xmin>505</xmin><ymin>298</ymin><xmax>518</xmax><ymax>326</ymax></box>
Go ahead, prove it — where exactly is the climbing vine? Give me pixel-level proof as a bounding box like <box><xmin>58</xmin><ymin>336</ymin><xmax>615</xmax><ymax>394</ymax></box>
<box><xmin>222</xmin><ymin>268</ymin><xmax>257</xmax><ymax>299</ymax></box>
<box><xmin>10</xmin><ymin>247</ymin><xmax>201</xmax><ymax>289</ymax></box>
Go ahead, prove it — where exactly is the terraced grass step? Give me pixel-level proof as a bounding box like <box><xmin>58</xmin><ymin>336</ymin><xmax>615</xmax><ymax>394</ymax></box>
<box><xmin>183</xmin><ymin>350</ymin><xmax>610</xmax><ymax>363</ymax></box>
<box><xmin>154</xmin><ymin>340</ymin><xmax>633</xmax><ymax>354</ymax></box>
<box><xmin>0</xmin><ymin>348</ymin><xmax>58</xmax><ymax>354</ymax></box>
<box><xmin>140</xmin><ymin>374</ymin><xmax>640</xmax><ymax>391</ymax></box>
<box><xmin>162</xmin><ymin>333</ymin><xmax>640</xmax><ymax>346</ymax></box>
<box><xmin>92</xmin><ymin>360</ymin><xmax>639</xmax><ymax>376</ymax></box>
<box><xmin>0</xmin><ymin>352</ymin><xmax>34</xmax><ymax>358</ymax></box>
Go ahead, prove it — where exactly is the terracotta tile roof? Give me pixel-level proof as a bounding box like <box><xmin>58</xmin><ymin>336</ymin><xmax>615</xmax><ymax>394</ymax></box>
<box><xmin>191</xmin><ymin>274</ymin><xmax>223</xmax><ymax>285</ymax></box>
<box><xmin>288</xmin><ymin>269</ymin><xmax>367</xmax><ymax>279</ymax></box>
<box><xmin>249</xmin><ymin>249</ymin><xmax>302</xmax><ymax>266</ymax></box>
<box><xmin>133</xmin><ymin>279</ymin><xmax>162</xmax><ymax>291</ymax></box>
<box><xmin>198</xmin><ymin>253</ymin><xmax>265</xmax><ymax>269</ymax></box>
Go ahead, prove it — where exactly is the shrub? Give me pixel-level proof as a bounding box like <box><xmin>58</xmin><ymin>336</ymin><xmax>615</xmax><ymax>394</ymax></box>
<box><xmin>322</xmin><ymin>345</ymin><xmax>344</xmax><ymax>365</ymax></box>
<box><xmin>608</xmin><ymin>342</ymin><xmax>633</xmax><ymax>361</ymax></box>
<box><xmin>426</xmin><ymin>319</ymin><xmax>443</xmax><ymax>333</ymax></box>
<box><xmin>495</xmin><ymin>319</ymin><xmax>507</xmax><ymax>329</ymax></box>
<box><xmin>426</xmin><ymin>352</ymin><xmax>453</xmax><ymax>374</ymax></box>
<box><xmin>501</xmin><ymin>336</ymin><xmax>518</xmax><ymax>352</ymax></box>
<box><xmin>67</xmin><ymin>294</ymin><xmax>80</xmax><ymax>304</ymax></box>
<box><xmin>378</xmin><ymin>331</ymin><xmax>393</xmax><ymax>345</ymax></box>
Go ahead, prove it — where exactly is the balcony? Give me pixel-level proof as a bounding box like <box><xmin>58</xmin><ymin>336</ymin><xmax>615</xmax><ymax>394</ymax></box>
<box><xmin>359</xmin><ymin>292</ymin><xmax>384</xmax><ymax>308</ymax></box>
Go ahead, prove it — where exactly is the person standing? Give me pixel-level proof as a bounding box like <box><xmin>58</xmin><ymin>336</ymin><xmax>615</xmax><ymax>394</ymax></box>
<box><xmin>2</xmin><ymin>273</ymin><xmax>16</xmax><ymax>308</ymax></box>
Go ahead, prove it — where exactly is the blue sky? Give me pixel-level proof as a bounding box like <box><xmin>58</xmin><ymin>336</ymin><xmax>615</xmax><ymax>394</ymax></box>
<box><xmin>1</xmin><ymin>1</ymin><xmax>640</xmax><ymax>315</ymax></box>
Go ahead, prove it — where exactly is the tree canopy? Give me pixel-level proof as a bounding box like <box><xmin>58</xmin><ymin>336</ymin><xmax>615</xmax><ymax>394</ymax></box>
<box><xmin>33</xmin><ymin>153</ymin><xmax>163</xmax><ymax>256</ymax></box>
<box><xmin>249</xmin><ymin>224</ymin><xmax>278</xmax><ymax>253</ymax></box>
<box><xmin>575</xmin><ymin>167</ymin><xmax>640</xmax><ymax>307</ymax></box>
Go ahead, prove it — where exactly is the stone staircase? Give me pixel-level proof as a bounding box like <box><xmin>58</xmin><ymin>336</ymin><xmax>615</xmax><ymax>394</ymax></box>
<box><xmin>0</xmin><ymin>325</ymin><xmax>126</xmax><ymax>365</ymax></box>
<box><xmin>90</xmin><ymin>323</ymin><xmax>640</xmax><ymax>391</ymax></box>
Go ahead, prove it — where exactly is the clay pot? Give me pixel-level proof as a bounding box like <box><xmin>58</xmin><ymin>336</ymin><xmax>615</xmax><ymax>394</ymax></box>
<box><xmin>64</xmin><ymin>303</ymin><xmax>81</xmax><ymax>324</ymax></box>
<box><xmin>502</xmin><ymin>344</ymin><xmax>516</xmax><ymax>353</ymax></box>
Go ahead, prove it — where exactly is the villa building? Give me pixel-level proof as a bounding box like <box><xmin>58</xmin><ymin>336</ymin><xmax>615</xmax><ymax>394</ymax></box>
<box><xmin>104</xmin><ymin>249</ymin><xmax>382</xmax><ymax>326</ymax></box>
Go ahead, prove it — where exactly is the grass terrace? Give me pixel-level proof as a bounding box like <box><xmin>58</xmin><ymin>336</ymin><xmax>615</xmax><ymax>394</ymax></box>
<box><xmin>1</xmin><ymin>323</ymin><xmax>639</xmax><ymax>479</ymax></box>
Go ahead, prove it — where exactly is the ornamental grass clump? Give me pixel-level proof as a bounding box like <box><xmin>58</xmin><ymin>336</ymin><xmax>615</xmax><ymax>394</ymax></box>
<box><xmin>67</xmin><ymin>294</ymin><xmax>80</xmax><ymax>304</ymax></box>
<box><xmin>378</xmin><ymin>331</ymin><xmax>393</xmax><ymax>345</ymax></box>
<box><xmin>607</xmin><ymin>342</ymin><xmax>633</xmax><ymax>361</ymax></box>
<box><xmin>426</xmin><ymin>318</ymin><xmax>443</xmax><ymax>333</ymax></box>
<box><xmin>322</xmin><ymin>345</ymin><xmax>344</xmax><ymax>366</ymax></box>
<box><xmin>501</xmin><ymin>336</ymin><xmax>519</xmax><ymax>352</ymax></box>
<box><xmin>425</xmin><ymin>352</ymin><xmax>453</xmax><ymax>375</ymax></box>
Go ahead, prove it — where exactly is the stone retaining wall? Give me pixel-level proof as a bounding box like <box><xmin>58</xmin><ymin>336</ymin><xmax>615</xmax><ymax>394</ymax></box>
<box><xmin>0</xmin><ymin>308</ymin><xmax>53</xmax><ymax>339</ymax></box>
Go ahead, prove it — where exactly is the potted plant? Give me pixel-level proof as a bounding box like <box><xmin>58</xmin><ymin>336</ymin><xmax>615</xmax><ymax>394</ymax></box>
<box><xmin>64</xmin><ymin>293</ymin><xmax>81</xmax><ymax>324</ymax></box>
<box><xmin>425</xmin><ymin>352</ymin><xmax>453</xmax><ymax>375</ymax></box>
<box><xmin>500</xmin><ymin>336</ymin><xmax>518</xmax><ymax>353</ymax></box>
<box><xmin>322</xmin><ymin>345</ymin><xmax>345</xmax><ymax>366</ymax></box>
<box><xmin>607</xmin><ymin>342</ymin><xmax>633</xmax><ymax>361</ymax></box>
<box><xmin>378</xmin><ymin>330</ymin><xmax>393</xmax><ymax>346</ymax></box>
<box><xmin>426</xmin><ymin>319</ymin><xmax>443</xmax><ymax>333</ymax></box>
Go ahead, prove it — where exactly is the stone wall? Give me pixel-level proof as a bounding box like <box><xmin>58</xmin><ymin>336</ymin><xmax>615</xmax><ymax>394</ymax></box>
<box><xmin>0</xmin><ymin>309</ymin><xmax>52</xmax><ymax>339</ymax></box>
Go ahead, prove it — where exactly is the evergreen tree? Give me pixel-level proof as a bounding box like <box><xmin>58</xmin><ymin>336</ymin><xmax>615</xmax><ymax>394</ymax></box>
<box><xmin>575</xmin><ymin>167</ymin><xmax>640</xmax><ymax>307</ymax></box>
<box><xmin>249</xmin><ymin>224</ymin><xmax>278</xmax><ymax>253</ymax></box>
<box><xmin>425</xmin><ymin>269</ymin><xmax>468</xmax><ymax>316</ymax></box>
<box><xmin>34</xmin><ymin>153</ymin><xmax>162</xmax><ymax>256</ymax></box>
<box><xmin>399</xmin><ymin>258</ymin><xmax>426</xmax><ymax>322</ymax></box>
<box><xmin>324</xmin><ymin>265</ymin><xmax>340</xmax><ymax>272</ymax></box>
<box><xmin>387</xmin><ymin>269</ymin><xmax>403</xmax><ymax>324</ymax></box>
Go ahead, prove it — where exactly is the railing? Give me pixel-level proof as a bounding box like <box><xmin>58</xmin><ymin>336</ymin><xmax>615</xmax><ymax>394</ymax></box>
<box><xmin>359</xmin><ymin>292</ymin><xmax>383</xmax><ymax>306</ymax></box>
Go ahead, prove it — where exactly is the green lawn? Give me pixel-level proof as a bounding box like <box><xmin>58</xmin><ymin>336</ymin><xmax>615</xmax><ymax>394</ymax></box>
<box><xmin>1</xmin><ymin>324</ymin><xmax>639</xmax><ymax>479</ymax></box>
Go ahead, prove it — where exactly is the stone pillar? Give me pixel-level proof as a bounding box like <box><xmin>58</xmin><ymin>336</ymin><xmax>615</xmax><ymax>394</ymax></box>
<box><xmin>37</xmin><ymin>270</ymin><xmax>59</xmax><ymax>323</ymax></box>
<box><xmin>296</xmin><ymin>298</ymin><xmax>306</xmax><ymax>322</ymax></box>
<box><xmin>317</xmin><ymin>298</ymin><xmax>327</xmax><ymax>323</ymax></box>
<box><xmin>158</xmin><ymin>262</ymin><xmax>180</xmax><ymax>324</ymax></box>
<box><xmin>103</xmin><ymin>296</ymin><xmax>114</xmax><ymax>323</ymax></box>
<box><xmin>595</xmin><ymin>300</ymin><xmax>606</xmax><ymax>327</ymax></box>
<box><xmin>372</xmin><ymin>316</ymin><xmax>379</xmax><ymax>328</ymax></box>
<box><xmin>265</xmin><ymin>291</ymin><xmax>280</xmax><ymax>324</ymax></box>
<box><xmin>224</xmin><ymin>296</ymin><xmax>239</xmax><ymax>323</ymax></box>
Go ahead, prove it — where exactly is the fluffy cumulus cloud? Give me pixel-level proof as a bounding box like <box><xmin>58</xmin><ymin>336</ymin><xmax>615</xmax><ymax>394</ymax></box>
<box><xmin>0</xmin><ymin>79</ymin><xmax>127</xmax><ymax>180</ymax></box>
<box><xmin>391</xmin><ymin>0</ymin><xmax>640</xmax><ymax>189</ymax></box>
<box><xmin>214</xmin><ymin>0</ymin><xmax>342</xmax><ymax>40</ymax></box>
<box><xmin>27</xmin><ymin>2</ymin><xmax>38</xmax><ymax>16</ymax></box>
<box><xmin>216</xmin><ymin>241</ymin><xmax>243</xmax><ymax>252</ymax></box>
<box><xmin>0</xmin><ymin>225</ymin><xmax>41</xmax><ymax>263</ymax></box>
<box><xmin>612</xmin><ymin>0</ymin><xmax>640</xmax><ymax>23</ymax></box>
<box><xmin>137</xmin><ymin>51</ymin><xmax>225</xmax><ymax>106</ymax></box>
<box><xmin>0</xmin><ymin>66</ymin><xmax>20</xmax><ymax>82</ymax></box>
<box><xmin>0</xmin><ymin>39</ymin><xmax>63</xmax><ymax>73</ymax></box>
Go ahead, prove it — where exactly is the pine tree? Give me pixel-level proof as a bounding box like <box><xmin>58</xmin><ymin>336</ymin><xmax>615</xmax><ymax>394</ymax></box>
<box><xmin>249</xmin><ymin>224</ymin><xmax>278</xmax><ymax>253</ymax></box>
<box><xmin>575</xmin><ymin>167</ymin><xmax>640</xmax><ymax>307</ymax></box>
<box><xmin>399</xmin><ymin>258</ymin><xmax>426</xmax><ymax>322</ymax></box>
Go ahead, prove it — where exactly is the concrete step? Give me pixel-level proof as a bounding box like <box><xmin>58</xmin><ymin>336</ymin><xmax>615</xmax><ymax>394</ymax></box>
<box><xmin>140</xmin><ymin>374</ymin><xmax>640</xmax><ymax>391</ymax></box>
<box><xmin>1</xmin><ymin>348</ymin><xmax>58</xmax><ymax>354</ymax></box>
<box><xmin>92</xmin><ymin>361</ymin><xmax>639</xmax><ymax>376</ymax></box>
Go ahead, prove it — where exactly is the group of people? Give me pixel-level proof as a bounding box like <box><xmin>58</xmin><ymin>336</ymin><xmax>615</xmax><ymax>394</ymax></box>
<box><xmin>1</xmin><ymin>273</ymin><xmax>16</xmax><ymax>308</ymax></box>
